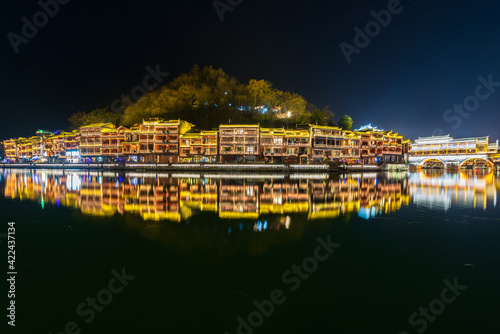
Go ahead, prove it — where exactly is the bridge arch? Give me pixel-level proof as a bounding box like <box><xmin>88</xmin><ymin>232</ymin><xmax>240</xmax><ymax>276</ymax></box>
<box><xmin>419</xmin><ymin>158</ymin><xmax>446</xmax><ymax>168</ymax></box>
<box><xmin>458</xmin><ymin>158</ymin><xmax>493</xmax><ymax>168</ymax></box>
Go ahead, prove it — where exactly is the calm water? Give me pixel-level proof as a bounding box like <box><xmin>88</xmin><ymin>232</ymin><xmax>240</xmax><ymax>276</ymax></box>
<box><xmin>1</xmin><ymin>169</ymin><xmax>499</xmax><ymax>334</ymax></box>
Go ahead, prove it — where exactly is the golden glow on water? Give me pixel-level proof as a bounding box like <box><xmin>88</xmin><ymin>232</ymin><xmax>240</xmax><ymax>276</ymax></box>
<box><xmin>1</xmin><ymin>169</ymin><xmax>498</xmax><ymax>223</ymax></box>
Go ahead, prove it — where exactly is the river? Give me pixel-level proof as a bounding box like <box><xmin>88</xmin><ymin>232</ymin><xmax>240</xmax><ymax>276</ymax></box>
<box><xmin>1</xmin><ymin>169</ymin><xmax>498</xmax><ymax>334</ymax></box>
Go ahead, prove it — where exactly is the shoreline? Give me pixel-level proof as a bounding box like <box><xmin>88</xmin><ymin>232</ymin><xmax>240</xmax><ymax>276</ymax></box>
<box><xmin>0</xmin><ymin>163</ymin><xmax>409</xmax><ymax>173</ymax></box>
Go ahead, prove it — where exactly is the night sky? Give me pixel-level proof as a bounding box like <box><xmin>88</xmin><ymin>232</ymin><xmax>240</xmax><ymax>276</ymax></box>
<box><xmin>1</xmin><ymin>0</ymin><xmax>500</xmax><ymax>141</ymax></box>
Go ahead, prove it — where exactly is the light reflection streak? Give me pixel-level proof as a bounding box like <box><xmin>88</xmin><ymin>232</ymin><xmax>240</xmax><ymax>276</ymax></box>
<box><xmin>1</xmin><ymin>169</ymin><xmax>497</xmax><ymax>225</ymax></box>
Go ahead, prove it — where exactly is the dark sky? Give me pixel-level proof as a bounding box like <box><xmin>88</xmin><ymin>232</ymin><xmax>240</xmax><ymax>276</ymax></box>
<box><xmin>1</xmin><ymin>0</ymin><xmax>500</xmax><ymax>142</ymax></box>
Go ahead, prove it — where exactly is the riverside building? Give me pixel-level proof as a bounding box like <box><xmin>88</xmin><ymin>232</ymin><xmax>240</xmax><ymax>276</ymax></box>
<box><xmin>3</xmin><ymin>120</ymin><xmax>415</xmax><ymax>165</ymax></box>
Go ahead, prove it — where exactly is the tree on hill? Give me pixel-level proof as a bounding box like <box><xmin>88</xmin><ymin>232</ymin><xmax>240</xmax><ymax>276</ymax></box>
<box><xmin>338</xmin><ymin>115</ymin><xmax>353</xmax><ymax>130</ymax></box>
<box><xmin>68</xmin><ymin>107</ymin><xmax>121</xmax><ymax>129</ymax></box>
<box><xmin>68</xmin><ymin>65</ymin><xmax>350</xmax><ymax>130</ymax></box>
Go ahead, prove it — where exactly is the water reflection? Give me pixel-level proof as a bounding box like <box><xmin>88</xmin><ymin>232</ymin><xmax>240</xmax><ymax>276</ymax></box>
<box><xmin>410</xmin><ymin>170</ymin><xmax>498</xmax><ymax>211</ymax></box>
<box><xmin>1</xmin><ymin>169</ymin><xmax>498</xmax><ymax>224</ymax></box>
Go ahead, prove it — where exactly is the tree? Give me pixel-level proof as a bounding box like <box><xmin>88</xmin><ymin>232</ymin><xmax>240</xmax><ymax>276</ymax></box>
<box><xmin>68</xmin><ymin>107</ymin><xmax>121</xmax><ymax>129</ymax></box>
<box><xmin>72</xmin><ymin>65</ymin><xmax>347</xmax><ymax>131</ymax></box>
<box><xmin>306</xmin><ymin>106</ymin><xmax>335</xmax><ymax>126</ymax></box>
<box><xmin>309</xmin><ymin>110</ymin><xmax>325</xmax><ymax>125</ymax></box>
<box><xmin>338</xmin><ymin>115</ymin><xmax>353</xmax><ymax>131</ymax></box>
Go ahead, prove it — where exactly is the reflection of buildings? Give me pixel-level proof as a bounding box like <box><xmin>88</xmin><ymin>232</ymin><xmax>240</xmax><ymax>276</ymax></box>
<box><xmin>308</xmin><ymin>175</ymin><xmax>410</xmax><ymax>220</ymax></box>
<box><xmin>409</xmin><ymin>171</ymin><xmax>497</xmax><ymax>211</ymax></box>
<box><xmin>219</xmin><ymin>181</ymin><xmax>259</xmax><ymax>219</ymax></box>
<box><xmin>260</xmin><ymin>179</ymin><xmax>309</xmax><ymax>214</ymax></box>
<box><xmin>12</xmin><ymin>170</ymin><xmax>497</xmax><ymax>224</ymax></box>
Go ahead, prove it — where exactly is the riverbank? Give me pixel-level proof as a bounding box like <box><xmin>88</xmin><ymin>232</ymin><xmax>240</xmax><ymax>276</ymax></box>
<box><xmin>0</xmin><ymin>163</ymin><xmax>409</xmax><ymax>172</ymax></box>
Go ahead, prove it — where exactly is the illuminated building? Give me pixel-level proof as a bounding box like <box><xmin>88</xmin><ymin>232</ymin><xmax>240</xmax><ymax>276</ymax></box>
<box><xmin>3</xmin><ymin>139</ymin><xmax>17</xmax><ymax>162</ymax></box>
<box><xmin>284</xmin><ymin>129</ymin><xmax>310</xmax><ymax>164</ymax></box>
<box><xmin>16</xmin><ymin>137</ymin><xmax>34</xmax><ymax>162</ymax></box>
<box><xmin>64</xmin><ymin>130</ymin><xmax>81</xmax><ymax>163</ymax></box>
<box><xmin>42</xmin><ymin>135</ymin><xmax>57</xmax><ymax>162</ymax></box>
<box><xmin>491</xmin><ymin>153</ymin><xmax>500</xmax><ymax>166</ymax></box>
<box><xmin>219</xmin><ymin>124</ymin><xmax>260</xmax><ymax>162</ymax></box>
<box><xmin>101</xmin><ymin>125</ymin><xmax>127</xmax><ymax>162</ymax></box>
<box><xmin>80</xmin><ymin>123</ymin><xmax>116</xmax><ymax>162</ymax></box>
<box><xmin>179</xmin><ymin>131</ymin><xmax>218</xmax><ymax>163</ymax></box>
<box><xmin>48</xmin><ymin>133</ymin><xmax>67</xmax><ymax>162</ymax></box>
<box><xmin>138</xmin><ymin>118</ymin><xmax>194</xmax><ymax>163</ymax></box>
<box><xmin>260</xmin><ymin>128</ymin><xmax>286</xmax><ymax>163</ymax></box>
<box><xmin>180</xmin><ymin>133</ymin><xmax>201</xmax><ymax>162</ymax></box>
<box><xmin>32</xmin><ymin>136</ymin><xmax>43</xmax><ymax>161</ymax></box>
<box><xmin>341</xmin><ymin>131</ymin><xmax>361</xmax><ymax>164</ymax></box>
<box><xmin>200</xmin><ymin>131</ymin><xmax>218</xmax><ymax>162</ymax></box>
<box><xmin>310</xmin><ymin>125</ymin><xmax>344</xmax><ymax>161</ymax></box>
<box><xmin>122</xmin><ymin>126</ymin><xmax>140</xmax><ymax>162</ymax></box>
<box><xmin>354</xmin><ymin>124</ymin><xmax>406</xmax><ymax>164</ymax></box>
<box><xmin>409</xmin><ymin>135</ymin><xmax>499</xmax><ymax>169</ymax></box>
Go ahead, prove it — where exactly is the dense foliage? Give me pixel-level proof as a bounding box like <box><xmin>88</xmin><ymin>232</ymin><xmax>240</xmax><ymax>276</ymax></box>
<box><xmin>69</xmin><ymin>65</ymin><xmax>352</xmax><ymax>130</ymax></box>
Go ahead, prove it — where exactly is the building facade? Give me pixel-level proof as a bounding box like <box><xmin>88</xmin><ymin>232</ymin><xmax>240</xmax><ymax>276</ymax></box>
<box><xmin>260</xmin><ymin>128</ymin><xmax>286</xmax><ymax>163</ymax></box>
<box><xmin>80</xmin><ymin>123</ymin><xmax>115</xmax><ymax>162</ymax></box>
<box><xmin>409</xmin><ymin>135</ymin><xmax>499</xmax><ymax>168</ymax></box>
<box><xmin>101</xmin><ymin>126</ymin><xmax>127</xmax><ymax>162</ymax></box>
<box><xmin>310</xmin><ymin>125</ymin><xmax>344</xmax><ymax>161</ymax></box>
<box><xmin>219</xmin><ymin>124</ymin><xmax>260</xmax><ymax>162</ymax></box>
<box><xmin>138</xmin><ymin>118</ymin><xmax>194</xmax><ymax>163</ymax></box>
<box><xmin>2</xmin><ymin>121</ymin><xmax>421</xmax><ymax>165</ymax></box>
<box><xmin>284</xmin><ymin>129</ymin><xmax>310</xmax><ymax>164</ymax></box>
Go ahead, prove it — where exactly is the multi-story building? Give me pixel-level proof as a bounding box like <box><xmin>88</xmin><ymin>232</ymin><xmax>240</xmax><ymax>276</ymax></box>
<box><xmin>355</xmin><ymin>125</ymin><xmax>407</xmax><ymax>164</ymax></box>
<box><xmin>53</xmin><ymin>134</ymin><xmax>67</xmax><ymax>162</ymax></box>
<box><xmin>310</xmin><ymin>125</ymin><xmax>344</xmax><ymax>161</ymax></box>
<box><xmin>122</xmin><ymin>126</ymin><xmax>140</xmax><ymax>162</ymax></box>
<box><xmin>64</xmin><ymin>130</ymin><xmax>81</xmax><ymax>163</ymax></box>
<box><xmin>42</xmin><ymin>135</ymin><xmax>56</xmax><ymax>162</ymax></box>
<box><xmin>201</xmin><ymin>131</ymin><xmax>219</xmax><ymax>162</ymax></box>
<box><xmin>283</xmin><ymin>129</ymin><xmax>310</xmax><ymax>164</ymax></box>
<box><xmin>138</xmin><ymin>118</ymin><xmax>194</xmax><ymax>163</ymax></box>
<box><xmin>180</xmin><ymin>131</ymin><xmax>219</xmax><ymax>163</ymax></box>
<box><xmin>219</xmin><ymin>124</ymin><xmax>260</xmax><ymax>162</ymax></box>
<box><xmin>341</xmin><ymin>131</ymin><xmax>361</xmax><ymax>163</ymax></box>
<box><xmin>260</xmin><ymin>128</ymin><xmax>286</xmax><ymax>163</ymax></box>
<box><xmin>101</xmin><ymin>126</ymin><xmax>127</xmax><ymax>162</ymax></box>
<box><xmin>80</xmin><ymin>123</ymin><xmax>115</xmax><ymax>162</ymax></box>
<box><xmin>32</xmin><ymin>136</ymin><xmax>43</xmax><ymax>161</ymax></box>
<box><xmin>381</xmin><ymin>131</ymin><xmax>404</xmax><ymax>162</ymax></box>
<box><xmin>3</xmin><ymin>139</ymin><xmax>17</xmax><ymax>162</ymax></box>
<box><xmin>180</xmin><ymin>133</ymin><xmax>202</xmax><ymax>162</ymax></box>
<box><xmin>16</xmin><ymin>138</ymin><xmax>33</xmax><ymax>162</ymax></box>
<box><xmin>357</xmin><ymin>129</ymin><xmax>383</xmax><ymax>164</ymax></box>
<box><xmin>0</xmin><ymin>120</ymin><xmax>415</xmax><ymax>166</ymax></box>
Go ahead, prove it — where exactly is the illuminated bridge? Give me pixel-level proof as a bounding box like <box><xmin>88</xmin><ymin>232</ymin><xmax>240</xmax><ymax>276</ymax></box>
<box><xmin>409</xmin><ymin>135</ymin><xmax>498</xmax><ymax>169</ymax></box>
